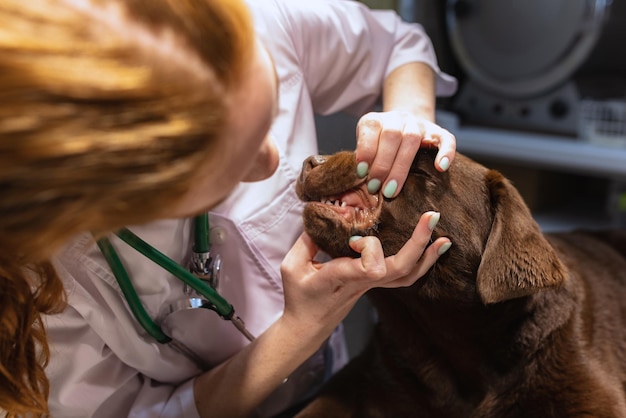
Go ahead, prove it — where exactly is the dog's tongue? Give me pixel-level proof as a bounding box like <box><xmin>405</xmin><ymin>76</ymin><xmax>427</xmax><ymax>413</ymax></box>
<box><xmin>339</xmin><ymin>188</ymin><xmax>376</xmax><ymax>210</ymax></box>
<box><xmin>340</xmin><ymin>191</ymin><xmax>361</xmax><ymax>207</ymax></box>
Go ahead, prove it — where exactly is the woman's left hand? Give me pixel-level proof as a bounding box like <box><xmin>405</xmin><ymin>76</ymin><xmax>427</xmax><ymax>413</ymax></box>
<box><xmin>354</xmin><ymin>110</ymin><xmax>456</xmax><ymax>198</ymax></box>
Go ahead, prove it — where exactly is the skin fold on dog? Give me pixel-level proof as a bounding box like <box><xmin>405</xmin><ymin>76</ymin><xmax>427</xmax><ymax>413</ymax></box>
<box><xmin>294</xmin><ymin>149</ymin><xmax>626</xmax><ymax>418</ymax></box>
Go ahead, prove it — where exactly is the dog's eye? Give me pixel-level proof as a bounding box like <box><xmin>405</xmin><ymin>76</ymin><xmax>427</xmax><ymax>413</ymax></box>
<box><xmin>411</xmin><ymin>167</ymin><xmax>431</xmax><ymax>178</ymax></box>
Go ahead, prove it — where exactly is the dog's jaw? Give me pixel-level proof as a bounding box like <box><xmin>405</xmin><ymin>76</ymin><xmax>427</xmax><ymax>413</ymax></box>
<box><xmin>297</xmin><ymin>152</ymin><xmax>384</xmax><ymax>258</ymax></box>
<box><xmin>301</xmin><ymin>192</ymin><xmax>384</xmax><ymax>257</ymax></box>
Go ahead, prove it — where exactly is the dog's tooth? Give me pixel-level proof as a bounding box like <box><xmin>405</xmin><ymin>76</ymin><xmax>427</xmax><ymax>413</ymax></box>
<box><xmin>341</xmin><ymin>201</ymin><xmax>347</xmax><ymax>208</ymax></box>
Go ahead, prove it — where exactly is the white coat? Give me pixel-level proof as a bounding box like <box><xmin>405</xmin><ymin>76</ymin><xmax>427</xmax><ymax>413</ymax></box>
<box><xmin>45</xmin><ymin>1</ymin><xmax>457</xmax><ymax>416</ymax></box>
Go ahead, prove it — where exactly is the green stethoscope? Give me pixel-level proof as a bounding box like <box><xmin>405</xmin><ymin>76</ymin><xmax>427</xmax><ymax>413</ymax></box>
<box><xmin>96</xmin><ymin>214</ymin><xmax>255</xmax><ymax>356</ymax></box>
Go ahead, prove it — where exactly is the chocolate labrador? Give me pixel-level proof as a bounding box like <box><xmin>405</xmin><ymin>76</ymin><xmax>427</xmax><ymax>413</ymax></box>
<box><xmin>294</xmin><ymin>149</ymin><xmax>626</xmax><ymax>417</ymax></box>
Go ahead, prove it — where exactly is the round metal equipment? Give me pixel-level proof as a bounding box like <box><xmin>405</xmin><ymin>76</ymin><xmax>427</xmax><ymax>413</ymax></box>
<box><xmin>446</xmin><ymin>0</ymin><xmax>612</xmax><ymax>98</ymax></box>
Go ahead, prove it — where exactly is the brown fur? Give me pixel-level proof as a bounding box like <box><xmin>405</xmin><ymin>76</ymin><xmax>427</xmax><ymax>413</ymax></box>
<box><xmin>295</xmin><ymin>150</ymin><xmax>626</xmax><ymax>417</ymax></box>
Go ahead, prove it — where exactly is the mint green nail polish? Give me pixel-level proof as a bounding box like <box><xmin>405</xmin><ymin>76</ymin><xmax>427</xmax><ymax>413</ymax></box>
<box><xmin>439</xmin><ymin>156</ymin><xmax>450</xmax><ymax>171</ymax></box>
<box><xmin>438</xmin><ymin>241</ymin><xmax>452</xmax><ymax>256</ymax></box>
<box><xmin>383</xmin><ymin>180</ymin><xmax>398</xmax><ymax>198</ymax></box>
<box><xmin>349</xmin><ymin>235</ymin><xmax>363</xmax><ymax>243</ymax></box>
<box><xmin>428</xmin><ymin>212</ymin><xmax>440</xmax><ymax>230</ymax></box>
<box><xmin>357</xmin><ymin>161</ymin><xmax>369</xmax><ymax>178</ymax></box>
<box><xmin>367</xmin><ymin>178</ymin><xmax>381</xmax><ymax>194</ymax></box>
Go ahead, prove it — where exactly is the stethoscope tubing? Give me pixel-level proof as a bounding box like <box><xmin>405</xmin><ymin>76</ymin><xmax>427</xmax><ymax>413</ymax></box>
<box><xmin>95</xmin><ymin>215</ymin><xmax>256</xmax><ymax>348</ymax></box>
<box><xmin>96</xmin><ymin>236</ymin><xmax>172</xmax><ymax>343</ymax></box>
<box><xmin>114</xmin><ymin>227</ymin><xmax>234</xmax><ymax>318</ymax></box>
<box><xmin>193</xmin><ymin>213</ymin><xmax>210</xmax><ymax>253</ymax></box>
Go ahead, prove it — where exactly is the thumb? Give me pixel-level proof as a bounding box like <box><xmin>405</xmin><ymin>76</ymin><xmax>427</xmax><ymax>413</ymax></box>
<box><xmin>282</xmin><ymin>232</ymin><xmax>320</xmax><ymax>272</ymax></box>
<box><xmin>348</xmin><ymin>235</ymin><xmax>386</xmax><ymax>280</ymax></box>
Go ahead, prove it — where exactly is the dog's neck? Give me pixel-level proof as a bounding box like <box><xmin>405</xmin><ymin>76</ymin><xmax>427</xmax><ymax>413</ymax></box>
<box><xmin>367</xmin><ymin>280</ymin><xmax>578</xmax><ymax>376</ymax></box>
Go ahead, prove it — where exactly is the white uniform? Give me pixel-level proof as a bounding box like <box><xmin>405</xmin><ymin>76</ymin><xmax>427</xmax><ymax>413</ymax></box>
<box><xmin>45</xmin><ymin>1</ymin><xmax>457</xmax><ymax>417</ymax></box>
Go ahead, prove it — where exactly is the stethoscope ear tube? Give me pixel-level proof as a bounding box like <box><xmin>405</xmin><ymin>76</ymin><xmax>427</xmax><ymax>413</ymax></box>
<box><xmin>193</xmin><ymin>213</ymin><xmax>210</xmax><ymax>253</ymax></box>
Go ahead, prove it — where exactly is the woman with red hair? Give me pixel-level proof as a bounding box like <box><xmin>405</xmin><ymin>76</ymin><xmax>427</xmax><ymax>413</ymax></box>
<box><xmin>0</xmin><ymin>0</ymin><xmax>456</xmax><ymax>416</ymax></box>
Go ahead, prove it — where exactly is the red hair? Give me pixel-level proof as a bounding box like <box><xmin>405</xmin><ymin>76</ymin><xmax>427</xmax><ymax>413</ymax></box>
<box><xmin>0</xmin><ymin>0</ymin><xmax>254</xmax><ymax>415</ymax></box>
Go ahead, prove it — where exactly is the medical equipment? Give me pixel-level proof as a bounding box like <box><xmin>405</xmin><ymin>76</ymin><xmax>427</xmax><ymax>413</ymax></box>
<box><xmin>443</xmin><ymin>0</ymin><xmax>624</xmax><ymax>137</ymax></box>
<box><xmin>96</xmin><ymin>214</ymin><xmax>255</xmax><ymax>351</ymax></box>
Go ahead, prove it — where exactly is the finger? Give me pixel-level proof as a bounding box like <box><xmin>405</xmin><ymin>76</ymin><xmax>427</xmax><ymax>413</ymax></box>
<box><xmin>379</xmin><ymin>118</ymin><xmax>424</xmax><ymax>198</ymax></box>
<box><xmin>281</xmin><ymin>232</ymin><xmax>320</xmax><ymax>274</ymax></box>
<box><xmin>348</xmin><ymin>236</ymin><xmax>386</xmax><ymax>280</ymax></box>
<box><xmin>312</xmin><ymin>236</ymin><xmax>386</xmax><ymax>293</ymax></box>
<box><xmin>422</xmin><ymin>127</ymin><xmax>456</xmax><ymax>172</ymax></box>
<box><xmin>380</xmin><ymin>237</ymin><xmax>451</xmax><ymax>288</ymax></box>
<box><xmin>355</xmin><ymin>113</ymin><xmax>383</xmax><ymax>177</ymax></box>
<box><xmin>365</xmin><ymin>114</ymin><xmax>405</xmax><ymax>194</ymax></box>
<box><xmin>384</xmin><ymin>211</ymin><xmax>439</xmax><ymax>278</ymax></box>
<box><xmin>412</xmin><ymin>237</ymin><xmax>452</xmax><ymax>278</ymax></box>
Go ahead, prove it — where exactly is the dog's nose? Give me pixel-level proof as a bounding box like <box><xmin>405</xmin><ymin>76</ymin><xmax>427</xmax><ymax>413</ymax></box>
<box><xmin>299</xmin><ymin>155</ymin><xmax>326</xmax><ymax>182</ymax></box>
<box><xmin>297</xmin><ymin>155</ymin><xmax>327</xmax><ymax>198</ymax></box>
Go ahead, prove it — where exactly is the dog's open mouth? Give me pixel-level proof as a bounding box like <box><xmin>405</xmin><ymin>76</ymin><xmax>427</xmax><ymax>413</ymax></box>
<box><xmin>303</xmin><ymin>182</ymin><xmax>382</xmax><ymax>231</ymax></box>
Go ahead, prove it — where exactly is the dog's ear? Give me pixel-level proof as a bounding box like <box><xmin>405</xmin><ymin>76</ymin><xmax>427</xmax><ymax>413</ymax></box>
<box><xmin>476</xmin><ymin>170</ymin><xmax>567</xmax><ymax>304</ymax></box>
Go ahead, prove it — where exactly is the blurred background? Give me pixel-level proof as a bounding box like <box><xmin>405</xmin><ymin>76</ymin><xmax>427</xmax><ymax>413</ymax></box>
<box><xmin>319</xmin><ymin>0</ymin><xmax>626</xmax><ymax>358</ymax></box>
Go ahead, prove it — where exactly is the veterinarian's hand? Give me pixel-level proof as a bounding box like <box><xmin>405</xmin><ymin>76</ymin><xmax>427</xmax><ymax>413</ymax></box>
<box><xmin>355</xmin><ymin>110</ymin><xmax>456</xmax><ymax>198</ymax></box>
<box><xmin>348</xmin><ymin>211</ymin><xmax>452</xmax><ymax>288</ymax></box>
<box><xmin>280</xmin><ymin>211</ymin><xmax>451</xmax><ymax>335</ymax></box>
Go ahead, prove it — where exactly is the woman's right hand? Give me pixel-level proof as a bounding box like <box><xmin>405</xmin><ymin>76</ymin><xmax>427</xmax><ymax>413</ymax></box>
<box><xmin>194</xmin><ymin>212</ymin><xmax>451</xmax><ymax>418</ymax></box>
<box><xmin>279</xmin><ymin>211</ymin><xmax>451</xmax><ymax>338</ymax></box>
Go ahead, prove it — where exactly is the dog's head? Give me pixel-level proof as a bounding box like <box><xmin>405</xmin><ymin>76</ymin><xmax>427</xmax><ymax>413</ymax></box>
<box><xmin>296</xmin><ymin>150</ymin><xmax>567</xmax><ymax>304</ymax></box>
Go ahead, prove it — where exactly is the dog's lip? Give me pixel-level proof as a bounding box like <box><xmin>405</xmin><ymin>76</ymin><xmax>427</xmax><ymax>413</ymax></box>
<box><xmin>306</xmin><ymin>183</ymin><xmax>382</xmax><ymax>228</ymax></box>
<box><xmin>302</xmin><ymin>179</ymin><xmax>378</xmax><ymax>207</ymax></box>
<box><xmin>324</xmin><ymin>186</ymin><xmax>379</xmax><ymax>209</ymax></box>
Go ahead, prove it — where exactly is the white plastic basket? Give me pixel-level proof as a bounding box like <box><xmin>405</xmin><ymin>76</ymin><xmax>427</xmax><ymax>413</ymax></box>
<box><xmin>579</xmin><ymin>99</ymin><xmax>626</xmax><ymax>148</ymax></box>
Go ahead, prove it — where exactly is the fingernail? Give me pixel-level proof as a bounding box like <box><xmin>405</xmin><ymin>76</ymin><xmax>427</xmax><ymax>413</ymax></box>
<box><xmin>356</xmin><ymin>161</ymin><xmax>369</xmax><ymax>178</ymax></box>
<box><xmin>428</xmin><ymin>212</ymin><xmax>440</xmax><ymax>230</ymax></box>
<box><xmin>438</xmin><ymin>241</ymin><xmax>452</xmax><ymax>256</ymax></box>
<box><xmin>349</xmin><ymin>235</ymin><xmax>363</xmax><ymax>243</ymax></box>
<box><xmin>382</xmin><ymin>179</ymin><xmax>397</xmax><ymax>199</ymax></box>
<box><xmin>367</xmin><ymin>178</ymin><xmax>381</xmax><ymax>194</ymax></box>
<box><xmin>439</xmin><ymin>156</ymin><xmax>450</xmax><ymax>171</ymax></box>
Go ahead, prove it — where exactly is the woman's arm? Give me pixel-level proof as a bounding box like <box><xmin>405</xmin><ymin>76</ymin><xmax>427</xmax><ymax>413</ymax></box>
<box><xmin>283</xmin><ymin>1</ymin><xmax>456</xmax><ymax>116</ymax></box>
<box><xmin>277</xmin><ymin>1</ymin><xmax>457</xmax><ymax>197</ymax></box>
<box><xmin>193</xmin><ymin>212</ymin><xmax>450</xmax><ymax>418</ymax></box>
<box><xmin>384</xmin><ymin>61</ymin><xmax>437</xmax><ymax>121</ymax></box>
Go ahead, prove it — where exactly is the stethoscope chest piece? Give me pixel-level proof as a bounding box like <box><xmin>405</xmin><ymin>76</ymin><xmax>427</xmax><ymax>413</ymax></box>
<box><xmin>188</xmin><ymin>251</ymin><xmax>221</xmax><ymax>293</ymax></box>
<box><xmin>98</xmin><ymin>214</ymin><xmax>256</xmax><ymax>347</ymax></box>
